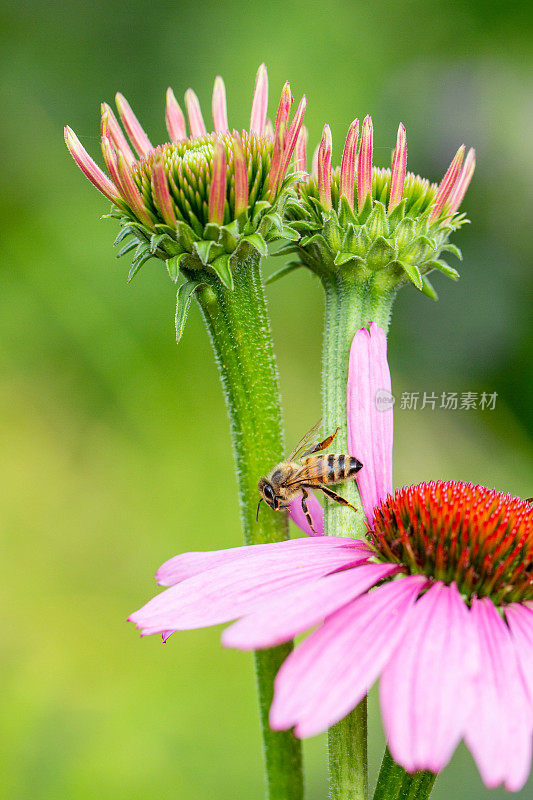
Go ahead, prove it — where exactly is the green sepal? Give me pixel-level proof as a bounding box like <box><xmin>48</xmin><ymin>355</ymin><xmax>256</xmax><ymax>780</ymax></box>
<box><xmin>116</xmin><ymin>239</ymin><xmax>138</xmax><ymax>259</ymax></box>
<box><xmin>337</xmin><ymin>195</ymin><xmax>357</xmax><ymax>227</ymax></box>
<box><xmin>387</xmin><ymin>198</ymin><xmax>407</xmax><ymax>228</ymax></box>
<box><xmin>300</xmin><ymin>232</ymin><xmax>328</xmax><ymax>248</ymax></box>
<box><xmin>289</xmin><ymin>219</ymin><xmax>322</xmax><ymax>233</ymax></box>
<box><xmin>367</xmin><ymin>236</ymin><xmax>398</xmax><ymax>270</ymax></box>
<box><xmin>176</xmin><ymin>221</ymin><xmax>199</xmax><ymax>251</ymax></box>
<box><xmin>194</xmin><ymin>239</ymin><xmax>216</xmax><ymax>266</ymax></box>
<box><xmin>277</xmin><ymin>224</ymin><xmax>300</xmax><ymax>242</ymax></box>
<box><xmin>175</xmin><ymin>280</ymin><xmax>205</xmax><ymax>343</ymax></box>
<box><xmin>265</xmin><ymin>261</ymin><xmax>302</xmax><ymax>285</ymax></box>
<box><xmin>203</xmin><ymin>223</ymin><xmax>221</xmax><ymax>242</ymax></box>
<box><xmin>218</xmin><ymin>225</ymin><xmax>238</xmax><ymax>253</ymax></box>
<box><xmin>421</xmin><ymin>275</ymin><xmax>439</xmax><ymax>301</ymax></box>
<box><xmin>114</xmin><ymin>227</ymin><xmax>133</xmax><ymax>246</ymax></box>
<box><xmin>396</xmin><ymin>260</ymin><xmax>423</xmax><ymax>290</ymax></box>
<box><xmin>251</xmin><ymin>200</ymin><xmax>271</xmax><ymax>226</ymax></box>
<box><xmin>334</xmin><ymin>251</ymin><xmax>358</xmax><ymax>267</ymax></box>
<box><xmin>166</xmin><ymin>255</ymin><xmax>181</xmax><ymax>283</ymax></box>
<box><xmin>322</xmin><ymin>212</ymin><xmax>343</xmax><ymax>251</ymax></box>
<box><xmin>127</xmin><ymin>251</ymin><xmax>153</xmax><ymax>282</ymax></box>
<box><xmin>211</xmin><ymin>254</ymin><xmax>234</xmax><ymax>289</ymax></box>
<box><xmin>243</xmin><ymin>233</ymin><xmax>268</xmax><ymax>257</ymax></box>
<box><xmin>400</xmin><ymin>235</ymin><xmax>431</xmax><ymax>262</ymax></box>
<box><xmin>393</xmin><ymin>217</ymin><xmax>417</xmax><ymax>249</ymax></box>
<box><xmin>365</xmin><ymin>202</ymin><xmax>389</xmax><ymax>239</ymax></box>
<box><xmin>356</xmin><ymin>193</ymin><xmax>373</xmax><ymax>224</ymax></box>
<box><xmin>440</xmin><ymin>243</ymin><xmax>463</xmax><ymax>261</ymax></box>
<box><xmin>424</xmin><ymin>259</ymin><xmax>460</xmax><ymax>280</ymax></box>
<box><xmin>150</xmin><ymin>233</ymin><xmax>169</xmax><ymax>254</ymax></box>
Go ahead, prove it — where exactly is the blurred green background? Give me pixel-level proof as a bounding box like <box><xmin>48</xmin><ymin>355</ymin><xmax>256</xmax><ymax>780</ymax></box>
<box><xmin>1</xmin><ymin>0</ymin><xmax>532</xmax><ymax>797</ymax></box>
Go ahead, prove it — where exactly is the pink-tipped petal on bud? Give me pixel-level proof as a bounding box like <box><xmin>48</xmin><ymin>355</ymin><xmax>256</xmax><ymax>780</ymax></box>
<box><xmin>101</xmin><ymin>125</ymin><xmax>124</xmax><ymax>196</ymax></box>
<box><xmin>101</xmin><ymin>102</ymin><xmax>136</xmax><ymax>167</ymax></box>
<box><xmin>429</xmin><ymin>144</ymin><xmax>465</xmax><ymax>222</ymax></box>
<box><xmin>185</xmin><ymin>89</ymin><xmax>207</xmax><ymax>138</ymax></box>
<box><xmin>115</xmin><ymin>93</ymin><xmax>153</xmax><ymax>158</ymax></box>
<box><xmin>64</xmin><ymin>125</ymin><xmax>120</xmax><ymax>202</ymax></box>
<box><xmin>268</xmin><ymin>82</ymin><xmax>293</xmax><ymax>198</ymax></box>
<box><xmin>311</xmin><ymin>142</ymin><xmax>320</xmax><ymax>179</ymax></box>
<box><xmin>340</xmin><ymin>118</ymin><xmax>359</xmax><ymax>209</ymax></box>
<box><xmin>295</xmin><ymin>125</ymin><xmax>308</xmax><ymax>174</ymax></box>
<box><xmin>318</xmin><ymin>124</ymin><xmax>332</xmax><ymax>210</ymax></box>
<box><xmin>116</xmin><ymin>151</ymin><xmax>153</xmax><ymax>228</ymax></box>
<box><xmin>277</xmin><ymin>94</ymin><xmax>307</xmax><ymax>189</ymax></box>
<box><xmin>250</xmin><ymin>63</ymin><xmax>269</xmax><ymax>135</ymax></box>
<box><xmin>209</xmin><ymin>139</ymin><xmax>226</xmax><ymax>225</ymax></box>
<box><xmin>233</xmin><ymin>135</ymin><xmax>249</xmax><ymax>217</ymax></box>
<box><xmin>166</xmin><ymin>88</ymin><xmax>186</xmax><ymax>142</ymax></box>
<box><xmin>153</xmin><ymin>155</ymin><xmax>177</xmax><ymax>226</ymax></box>
<box><xmin>357</xmin><ymin>115</ymin><xmax>373</xmax><ymax>211</ymax></box>
<box><xmin>388</xmin><ymin>122</ymin><xmax>407</xmax><ymax>213</ymax></box>
<box><xmin>212</xmin><ymin>76</ymin><xmax>229</xmax><ymax>133</ymax></box>
<box><xmin>446</xmin><ymin>147</ymin><xmax>476</xmax><ymax>214</ymax></box>
<box><xmin>265</xmin><ymin>118</ymin><xmax>274</xmax><ymax>140</ymax></box>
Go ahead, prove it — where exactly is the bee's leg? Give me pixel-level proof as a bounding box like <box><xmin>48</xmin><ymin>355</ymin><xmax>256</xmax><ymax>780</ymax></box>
<box><xmin>316</xmin><ymin>484</ymin><xmax>357</xmax><ymax>512</ymax></box>
<box><xmin>301</xmin><ymin>427</ymin><xmax>340</xmax><ymax>458</ymax></box>
<box><xmin>300</xmin><ymin>489</ymin><xmax>317</xmax><ymax>534</ymax></box>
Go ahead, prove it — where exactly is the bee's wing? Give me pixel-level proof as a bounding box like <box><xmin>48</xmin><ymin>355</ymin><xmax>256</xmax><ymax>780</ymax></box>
<box><xmin>288</xmin><ymin>419</ymin><xmax>323</xmax><ymax>461</ymax></box>
<box><xmin>285</xmin><ymin>456</ymin><xmax>325</xmax><ymax>486</ymax></box>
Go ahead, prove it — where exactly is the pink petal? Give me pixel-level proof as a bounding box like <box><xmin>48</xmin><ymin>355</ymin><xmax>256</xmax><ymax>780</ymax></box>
<box><xmin>64</xmin><ymin>126</ymin><xmax>120</xmax><ymax>203</ymax></box>
<box><xmin>100</xmin><ymin>102</ymin><xmax>136</xmax><ymax>167</ymax></box>
<box><xmin>294</xmin><ymin>125</ymin><xmax>308</xmax><ymax>175</ymax></box>
<box><xmin>347</xmin><ymin>322</ymin><xmax>393</xmax><ymax>521</ymax></box>
<box><xmin>156</xmin><ymin>535</ymin><xmax>367</xmax><ymax>586</ymax></box>
<box><xmin>116</xmin><ymin>152</ymin><xmax>153</xmax><ymax>228</ymax></box>
<box><xmin>232</xmin><ymin>135</ymin><xmax>248</xmax><ymax>217</ymax></box>
<box><xmin>429</xmin><ymin>145</ymin><xmax>465</xmax><ymax>222</ymax></box>
<box><xmin>208</xmin><ymin>139</ymin><xmax>226</xmax><ymax>225</ymax></box>
<box><xmin>115</xmin><ymin>93</ymin><xmax>153</xmax><ymax>158</ymax></box>
<box><xmin>446</xmin><ymin>147</ymin><xmax>475</xmax><ymax>214</ymax></box>
<box><xmin>311</xmin><ymin>142</ymin><xmax>319</xmax><ymax>179</ymax></box>
<box><xmin>165</xmin><ymin>88</ymin><xmax>186</xmax><ymax>142</ymax></box>
<box><xmin>505</xmin><ymin>602</ymin><xmax>533</xmax><ymax>710</ymax></box>
<box><xmin>464</xmin><ymin>597</ymin><xmax>532</xmax><ymax>791</ymax></box>
<box><xmin>222</xmin><ymin>562</ymin><xmax>398</xmax><ymax>650</ymax></box>
<box><xmin>268</xmin><ymin>82</ymin><xmax>293</xmax><ymax>198</ymax></box>
<box><xmin>288</xmin><ymin>493</ymin><xmax>324</xmax><ymax>537</ymax></box>
<box><xmin>276</xmin><ymin>94</ymin><xmax>306</xmax><ymax>191</ymax></box>
<box><xmin>152</xmin><ymin>156</ymin><xmax>177</xmax><ymax>226</ymax></box>
<box><xmin>270</xmin><ymin>575</ymin><xmax>426</xmax><ymax>737</ymax></box>
<box><xmin>100</xmin><ymin>133</ymin><xmax>124</xmax><ymax>198</ymax></box>
<box><xmin>388</xmin><ymin>123</ymin><xmax>407</xmax><ymax>213</ymax></box>
<box><xmin>340</xmin><ymin>119</ymin><xmax>359</xmax><ymax>210</ymax></box>
<box><xmin>380</xmin><ymin>582</ymin><xmax>478</xmax><ymax>773</ymax></box>
<box><xmin>357</xmin><ymin>115</ymin><xmax>373</xmax><ymax>210</ymax></box>
<box><xmin>250</xmin><ymin>63</ymin><xmax>268</xmax><ymax>135</ymax></box>
<box><xmin>212</xmin><ymin>76</ymin><xmax>228</xmax><ymax>133</ymax></box>
<box><xmin>185</xmin><ymin>89</ymin><xmax>207</xmax><ymax>138</ymax></box>
<box><xmin>317</xmin><ymin>124</ymin><xmax>332</xmax><ymax>211</ymax></box>
<box><xmin>130</xmin><ymin>538</ymin><xmax>368</xmax><ymax>633</ymax></box>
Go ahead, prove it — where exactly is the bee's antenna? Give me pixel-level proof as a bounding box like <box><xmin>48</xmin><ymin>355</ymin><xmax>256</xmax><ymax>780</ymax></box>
<box><xmin>256</xmin><ymin>498</ymin><xmax>263</xmax><ymax>521</ymax></box>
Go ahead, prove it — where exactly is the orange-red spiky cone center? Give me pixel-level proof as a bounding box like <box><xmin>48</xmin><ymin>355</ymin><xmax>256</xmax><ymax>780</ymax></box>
<box><xmin>369</xmin><ymin>480</ymin><xmax>533</xmax><ymax>605</ymax></box>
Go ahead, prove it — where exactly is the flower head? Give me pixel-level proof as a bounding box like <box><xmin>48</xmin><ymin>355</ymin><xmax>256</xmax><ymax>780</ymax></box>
<box><xmin>65</xmin><ymin>66</ymin><xmax>305</xmax><ymax>293</ymax></box>
<box><xmin>275</xmin><ymin>118</ymin><xmax>475</xmax><ymax>299</ymax></box>
<box><xmin>130</xmin><ymin>322</ymin><xmax>533</xmax><ymax>791</ymax></box>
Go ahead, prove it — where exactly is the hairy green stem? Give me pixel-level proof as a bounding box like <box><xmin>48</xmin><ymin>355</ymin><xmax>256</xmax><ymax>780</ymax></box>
<box><xmin>373</xmin><ymin>748</ymin><xmax>436</xmax><ymax>800</ymax></box>
<box><xmin>195</xmin><ymin>252</ymin><xmax>304</xmax><ymax>800</ymax></box>
<box><xmin>321</xmin><ymin>273</ymin><xmax>395</xmax><ymax>800</ymax></box>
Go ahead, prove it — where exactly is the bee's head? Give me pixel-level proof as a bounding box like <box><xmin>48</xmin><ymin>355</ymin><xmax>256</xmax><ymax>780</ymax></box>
<box><xmin>257</xmin><ymin>477</ymin><xmax>279</xmax><ymax>511</ymax></box>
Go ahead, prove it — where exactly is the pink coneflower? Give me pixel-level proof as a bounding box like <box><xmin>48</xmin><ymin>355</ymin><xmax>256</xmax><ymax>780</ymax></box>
<box><xmin>129</xmin><ymin>324</ymin><xmax>533</xmax><ymax>790</ymax></box>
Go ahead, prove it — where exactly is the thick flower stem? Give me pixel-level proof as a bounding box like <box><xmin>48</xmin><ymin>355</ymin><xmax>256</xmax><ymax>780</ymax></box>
<box><xmin>195</xmin><ymin>251</ymin><xmax>304</xmax><ymax>800</ymax></box>
<box><xmin>321</xmin><ymin>272</ymin><xmax>395</xmax><ymax>800</ymax></box>
<box><xmin>373</xmin><ymin>748</ymin><xmax>436</xmax><ymax>800</ymax></box>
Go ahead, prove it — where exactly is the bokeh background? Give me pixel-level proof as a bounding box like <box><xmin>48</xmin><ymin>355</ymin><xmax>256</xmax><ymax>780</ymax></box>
<box><xmin>1</xmin><ymin>0</ymin><xmax>532</xmax><ymax>797</ymax></box>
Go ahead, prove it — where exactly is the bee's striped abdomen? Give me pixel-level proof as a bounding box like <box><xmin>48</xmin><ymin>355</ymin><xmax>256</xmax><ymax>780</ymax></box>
<box><xmin>300</xmin><ymin>453</ymin><xmax>363</xmax><ymax>485</ymax></box>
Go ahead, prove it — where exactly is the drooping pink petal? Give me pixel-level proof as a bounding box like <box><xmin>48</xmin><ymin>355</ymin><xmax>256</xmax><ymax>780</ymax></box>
<box><xmin>212</xmin><ymin>76</ymin><xmax>229</xmax><ymax>133</ymax></box>
<box><xmin>100</xmin><ymin>102</ymin><xmax>136</xmax><ymax>167</ymax></box>
<box><xmin>340</xmin><ymin>119</ymin><xmax>359</xmax><ymax>209</ymax></box>
<box><xmin>129</xmin><ymin>538</ymin><xmax>371</xmax><ymax>634</ymax></box>
<box><xmin>208</xmin><ymin>139</ymin><xmax>226</xmax><ymax>225</ymax></box>
<box><xmin>380</xmin><ymin>582</ymin><xmax>478</xmax><ymax>774</ymax></box>
<box><xmin>250</xmin><ymin>63</ymin><xmax>268</xmax><ymax>135</ymax></box>
<box><xmin>276</xmin><ymin>94</ymin><xmax>307</xmax><ymax>191</ymax></box>
<box><xmin>64</xmin><ymin>126</ymin><xmax>120</xmax><ymax>202</ymax></box>
<box><xmin>152</xmin><ymin>155</ymin><xmax>177</xmax><ymax>226</ymax></box>
<box><xmin>388</xmin><ymin>123</ymin><xmax>407</xmax><ymax>213</ymax></box>
<box><xmin>116</xmin><ymin>152</ymin><xmax>153</xmax><ymax>228</ymax></box>
<box><xmin>446</xmin><ymin>147</ymin><xmax>475</xmax><ymax>214</ymax></box>
<box><xmin>184</xmin><ymin>88</ymin><xmax>207</xmax><ymax>138</ymax></box>
<box><xmin>505</xmin><ymin>602</ymin><xmax>533</xmax><ymax>710</ymax></box>
<box><xmin>429</xmin><ymin>145</ymin><xmax>465</xmax><ymax>222</ymax></box>
<box><xmin>294</xmin><ymin>125</ymin><xmax>308</xmax><ymax>175</ymax></box>
<box><xmin>270</xmin><ymin>575</ymin><xmax>426</xmax><ymax>737</ymax></box>
<box><xmin>288</xmin><ymin>493</ymin><xmax>324</xmax><ymax>537</ymax></box>
<box><xmin>165</xmin><ymin>88</ymin><xmax>186</xmax><ymax>142</ymax></box>
<box><xmin>232</xmin><ymin>135</ymin><xmax>248</xmax><ymax>217</ymax></box>
<box><xmin>268</xmin><ymin>81</ymin><xmax>292</xmax><ymax>199</ymax></box>
<box><xmin>463</xmin><ymin>597</ymin><xmax>532</xmax><ymax>791</ymax></box>
<box><xmin>100</xmin><ymin>131</ymin><xmax>125</xmax><ymax>198</ymax></box>
<box><xmin>156</xmin><ymin>535</ymin><xmax>368</xmax><ymax>586</ymax></box>
<box><xmin>222</xmin><ymin>562</ymin><xmax>398</xmax><ymax>651</ymax></box>
<box><xmin>317</xmin><ymin>124</ymin><xmax>332</xmax><ymax>211</ymax></box>
<box><xmin>357</xmin><ymin>115</ymin><xmax>373</xmax><ymax>210</ymax></box>
<box><xmin>115</xmin><ymin>93</ymin><xmax>153</xmax><ymax>158</ymax></box>
<box><xmin>347</xmin><ymin>322</ymin><xmax>393</xmax><ymax>521</ymax></box>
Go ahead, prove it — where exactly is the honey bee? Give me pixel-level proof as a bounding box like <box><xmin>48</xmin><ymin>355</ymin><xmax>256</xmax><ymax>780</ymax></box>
<box><xmin>257</xmin><ymin>421</ymin><xmax>363</xmax><ymax>533</ymax></box>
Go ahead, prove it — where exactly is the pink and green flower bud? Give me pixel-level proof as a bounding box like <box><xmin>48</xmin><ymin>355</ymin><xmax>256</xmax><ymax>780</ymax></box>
<box><xmin>429</xmin><ymin>144</ymin><xmax>465</xmax><ymax>222</ymax></box>
<box><xmin>269</xmin><ymin>82</ymin><xmax>293</xmax><ymax>198</ymax></box>
<box><xmin>447</xmin><ymin>147</ymin><xmax>476</xmax><ymax>214</ymax></box>
<box><xmin>115</xmin><ymin>93</ymin><xmax>153</xmax><ymax>158</ymax></box>
<box><xmin>388</xmin><ymin>123</ymin><xmax>407</xmax><ymax>213</ymax></box>
<box><xmin>250</xmin><ymin>63</ymin><xmax>268</xmax><ymax>135</ymax></box>
<box><xmin>212</xmin><ymin>76</ymin><xmax>229</xmax><ymax>133</ymax></box>
<box><xmin>295</xmin><ymin>125</ymin><xmax>308</xmax><ymax>174</ymax></box>
<box><xmin>209</xmin><ymin>140</ymin><xmax>227</xmax><ymax>225</ymax></box>
<box><xmin>340</xmin><ymin>119</ymin><xmax>359</xmax><ymax>209</ymax></box>
<box><xmin>185</xmin><ymin>88</ymin><xmax>207</xmax><ymax>138</ymax></box>
<box><xmin>101</xmin><ymin>102</ymin><xmax>136</xmax><ymax>167</ymax></box>
<box><xmin>64</xmin><ymin>125</ymin><xmax>120</xmax><ymax>203</ymax></box>
<box><xmin>357</xmin><ymin>115</ymin><xmax>373</xmax><ymax>210</ymax></box>
<box><xmin>166</xmin><ymin>88</ymin><xmax>186</xmax><ymax>142</ymax></box>
<box><xmin>318</xmin><ymin>124</ymin><xmax>332</xmax><ymax>210</ymax></box>
<box><xmin>276</xmin><ymin>95</ymin><xmax>307</xmax><ymax>196</ymax></box>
